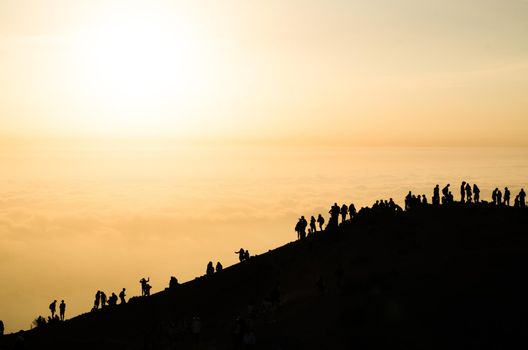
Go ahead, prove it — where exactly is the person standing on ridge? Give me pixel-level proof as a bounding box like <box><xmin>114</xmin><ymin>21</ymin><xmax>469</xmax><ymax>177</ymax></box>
<box><xmin>497</xmin><ymin>189</ymin><xmax>503</xmax><ymax>205</ymax></box>
<box><xmin>235</xmin><ymin>248</ymin><xmax>246</xmax><ymax>262</ymax></box>
<box><xmin>294</xmin><ymin>218</ymin><xmax>302</xmax><ymax>240</ymax></box>
<box><xmin>460</xmin><ymin>181</ymin><xmax>466</xmax><ymax>203</ymax></box>
<box><xmin>49</xmin><ymin>300</ymin><xmax>57</xmax><ymax>318</ymax></box>
<box><xmin>119</xmin><ymin>288</ymin><xmax>126</xmax><ymax>304</ymax></box>
<box><xmin>504</xmin><ymin>187</ymin><xmax>511</xmax><ymax>206</ymax></box>
<box><xmin>140</xmin><ymin>277</ymin><xmax>150</xmax><ymax>296</ymax></box>
<box><xmin>310</xmin><ymin>216</ymin><xmax>317</xmax><ymax>233</ymax></box>
<box><xmin>100</xmin><ymin>291</ymin><xmax>107</xmax><ymax>308</ymax></box>
<box><xmin>442</xmin><ymin>184</ymin><xmax>450</xmax><ymax>203</ymax></box>
<box><xmin>317</xmin><ymin>214</ymin><xmax>325</xmax><ymax>231</ymax></box>
<box><xmin>433</xmin><ymin>185</ymin><xmax>440</xmax><ymax>206</ymax></box>
<box><xmin>206</xmin><ymin>261</ymin><xmax>214</xmax><ymax>276</ymax></box>
<box><xmin>340</xmin><ymin>204</ymin><xmax>348</xmax><ymax>223</ymax></box>
<box><xmin>492</xmin><ymin>188</ymin><xmax>498</xmax><ymax>205</ymax></box>
<box><xmin>59</xmin><ymin>300</ymin><xmax>66</xmax><ymax>321</ymax></box>
<box><xmin>94</xmin><ymin>291</ymin><xmax>101</xmax><ymax>310</ymax></box>
<box><xmin>405</xmin><ymin>191</ymin><xmax>412</xmax><ymax>210</ymax></box>
<box><xmin>473</xmin><ymin>184</ymin><xmax>480</xmax><ymax>203</ymax></box>
<box><xmin>519</xmin><ymin>188</ymin><xmax>526</xmax><ymax>208</ymax></box>
<box><xmin>296</xmin><ymin>216</ymin><xmax>307</xmax><ymax>239</ymax></box>
<box><xmin>349</xmin><ymin>203</ymin><xmax>357</xmax><ymax>220</ymax></box>
<box><xmin>328</xmin><ymin>203</ymin><xmax>340</xmax><ymax>229</ymax></box>
<box><xmin>465</xmin><ymin>183</ymin><xmax>472</xmax><ymax>203</ymax></box>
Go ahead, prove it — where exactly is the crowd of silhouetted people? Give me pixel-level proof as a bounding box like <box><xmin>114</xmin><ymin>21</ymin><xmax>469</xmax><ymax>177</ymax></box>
<box><xmin>91</xmin><ymin>288</ymin><xmax>126</xmax><ymax>311</ymax></box>
<box><xmin>27</xmin><ymin>247</ymin><xmax>256</xmax><ymax>331</ymax></box>
<box><xmin>433</xmin><ymin>182</ymin><xmax>525</xmax><ymax>208</ymax></box>
<box><xmin>295</xmin><ymin>202</ymin><xmax>360</xmax><ymax>238</ymax></box>
<box><xmin>295</xmin><ymin>203</ymin><xmax>357</xmax><ymax>239</ymax></box>
<box><xmin>295</xmin><ymin>183</ymin><xmax>526</xmax><ymax>240</ymax></box>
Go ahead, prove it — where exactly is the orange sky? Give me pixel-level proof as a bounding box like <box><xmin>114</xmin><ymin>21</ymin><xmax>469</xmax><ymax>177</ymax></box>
<box><xmin>0</xmin><ymin>0</ymin><xmax>527</xmax><ymax>145</ymax></box>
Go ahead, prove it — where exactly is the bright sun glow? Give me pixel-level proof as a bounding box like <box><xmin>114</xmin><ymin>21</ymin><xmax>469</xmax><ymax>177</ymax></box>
<box><xmin>72</xmin><ymin>10</ymin><xmax>212</xmax><ymax>135</ymax></box>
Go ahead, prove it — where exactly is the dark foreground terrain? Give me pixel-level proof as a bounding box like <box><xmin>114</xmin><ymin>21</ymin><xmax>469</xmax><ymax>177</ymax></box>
<box><xmin>2</xmin><ymin>204</ymin><xmax>528</xmax><ymax>349</ymax></box>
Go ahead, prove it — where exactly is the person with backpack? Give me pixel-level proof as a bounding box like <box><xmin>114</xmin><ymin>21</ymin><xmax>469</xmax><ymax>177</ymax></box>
<box><xmin>49</xmin><ymin>300</ymin><xmax>57</xmax><ymax>318</ymax></box>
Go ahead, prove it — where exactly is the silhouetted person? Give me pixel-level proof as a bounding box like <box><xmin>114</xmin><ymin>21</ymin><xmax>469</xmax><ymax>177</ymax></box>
<box><xmin>433</xmin><ymin>185</ymin><xmax>440</xmax><ymax>206</ymax></box>
<box><xmin>94</xmin><ymin>291</ymin><xmax>101</xmax><ymax>310</ymax></box>
<box><xmin>235</xmin><ymin>248</ymin><xmax>246</xmax><ymax>262</ymax></box>
<box><xmin>497</xmin><ymin>189</ymin><xmax>503</xmax><ymax>205</ymax></box>
<box><xmin>317</xmin><ymin>214</ymin><xmax>325</xmax><ymax>231</ymax></box>
<box><xmin>169</xmin><ymin>276</ymin><xmax>179</xmax><ymax>289</ymax></box>
<box><xmin>294</xmin><ymin>218</ymin><xmax>301</xmax><ymax>239</ymax></box>
<box><xmin>340</xmin><ymin>204</ymin><xmax>348</xmax><ymax>223</ymax></box>
<box><xmin>100</xmin><ymin>291</ymin><xmax>107</xmax><ymax>308</ymax></box>
<box><xmin>35</xmin><ymin>316</ymin><xmax>46</xmax><ymax>328</ymax></box>
<box><xmin>349</xmin><ymin>203</ymin><xmax>356</xmax><ymax>219</ymax></box>
<box><xmin>492</xmin><ymin>188</ymin><xmax>498</xmax><ymax>205</ymax></box>
<box><xmin>108</xmin><ymin>293</ymin><xmax>118</xmax><ymax>307</ymax></box>
<box><xmin>442</xmin><ymin>184</ymin><xmax>450</xmax><ymax>203</ymax></box>
<box><xmin>145</xmin><ymin>283</ymin><xmax>152</xmax><ymax>296</ymax></box>
<box><xmin>49</xmin><ymin>300</ymin><xmax>57</xmax><ymax>318</ymax></box>
<box><xmin>405</xmin><ymin>191</ymin><xmax>412</xmax><ymax>210</ymax></box>
<box><xmin>0</xmin><ymin>320</ymin><xmax>4</xmax><ymax>336</ymax></box>
<box><xmin>328</xmin><ymin>203</ymin><xmax>340</xmax><ymax>229</ymax></box>
<box><xmin>295</xmin><ymin>216</ymin><xmax>307</xmax><ymax>239</ymax></box>
<box><xmin>460</xmin><ymin>181</ymin><xmax>466</xmax><ymax>203</ymax></box>
<box><xmin>422</xmin><ymin>194</ymin><xmax>428</xmax><ymax>205</ymax></box>
<box><xmin>310</xmin><ymin>216</ymin><xmax>317</xmax><ymax>232</ymax></box>
<box><xmin>216</xmin><ymin>261</ymin><xmax>223</xmax><ymax>272</ymax></box>
<box><xmin>389</xmin><ymin>198</ymin><xmax>402</xmax><ymax>211</ymax></box>
<box><xmin>520</xmin><ymin>188</ymin><xmax>526</xmax><ymax>208</ymax></box>
<box><xmin>140</xmin><ymin>277</ymin><xmax>150</xmax><ymax>296</ymax></box>
<box><xmin>301</xmin><ymin>216</ymin><xmax>308</xmax><ymax>238</ymax></box>
<box><xmin>59</xmin><ymin>300</ymin><xmax>66</xmax><ymax>321</ymax></box>
<box><xmin>119</xmin><ymin>288</ymin><xmax>126</xmax><ymax>304</ymax></box>
<box><xmin>465</xmin><ymin>183</ymin><xmax>472</xmax><ymax>202</ymax></box>
<box><xmin>244</xmin><ymin>249</ymin><xmax>250</xmax><ymax>260</ymax></box>
<box><xmin>206</xmin><ymin>261</ymin><xmax>214</xmax><ymax>276</ymax></box>
<box><xmin>504</xmin><ymin>187</ymin><xmax>511</xmax><ymax>206</ymax></box>
<box><xmin>473</xmin><ymin>184</ymin><xmax>480</xmax><ymax>203</ymax></box>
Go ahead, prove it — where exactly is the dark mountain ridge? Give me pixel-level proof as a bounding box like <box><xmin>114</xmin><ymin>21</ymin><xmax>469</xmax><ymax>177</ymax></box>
<box><xmin>2</xmin><ymin>203</ymin><xmax>528</xmax><ymax>349</ymax></box>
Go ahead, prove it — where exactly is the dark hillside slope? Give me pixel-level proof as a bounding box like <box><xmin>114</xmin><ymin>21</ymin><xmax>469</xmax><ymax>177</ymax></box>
<box><xmin>2</xmin><ymin>204</ymin><xmax>528</xmax><ymax>349</ymax></box>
